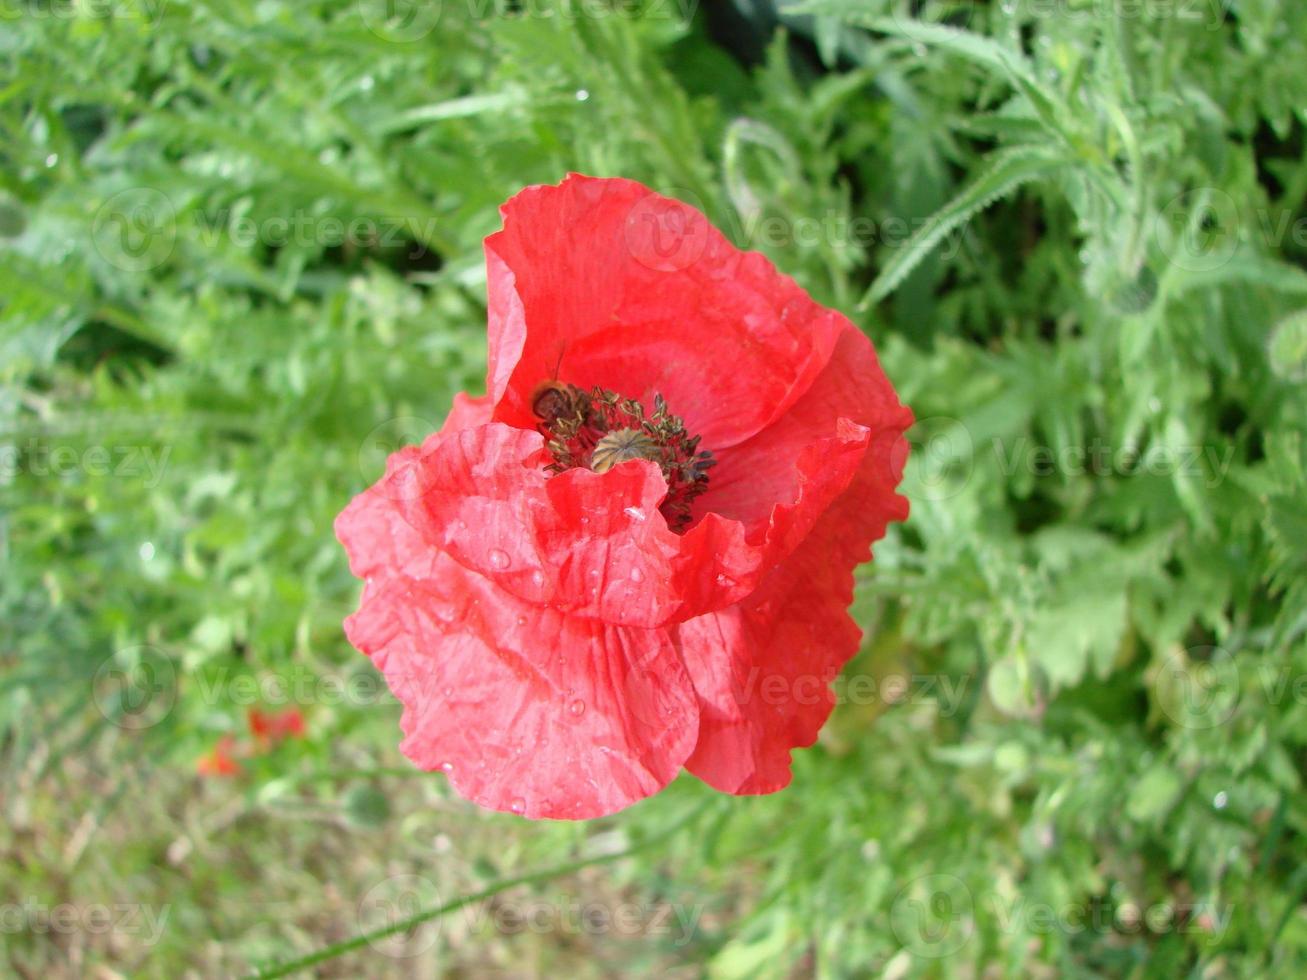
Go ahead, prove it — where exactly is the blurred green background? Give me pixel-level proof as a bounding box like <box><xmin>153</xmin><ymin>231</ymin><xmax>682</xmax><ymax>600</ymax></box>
<box><xmin>4</xmin><ymin>0</ymin><xmax>1307</xmax><ymax>976</ymax></box>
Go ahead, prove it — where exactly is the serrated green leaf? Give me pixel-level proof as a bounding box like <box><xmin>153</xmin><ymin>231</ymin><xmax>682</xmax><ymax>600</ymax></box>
<box><xmin>861</xmin><ymin>148</ymin><xmax>1065</xmax><ymax>307</ymax></box>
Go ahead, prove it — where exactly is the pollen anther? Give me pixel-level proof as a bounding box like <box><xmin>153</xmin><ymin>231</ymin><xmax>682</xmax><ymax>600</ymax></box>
<box><xmin>530</xmin><ymin>382</ymin><xmax>715</xmax><ymax>532</ymax></box>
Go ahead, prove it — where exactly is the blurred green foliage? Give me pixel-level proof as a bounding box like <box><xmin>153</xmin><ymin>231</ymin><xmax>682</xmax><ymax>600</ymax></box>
<box><xmin>3</xmin><ymin>0</ymin><xmax>1307</xmax><ymax>976</ymax></box>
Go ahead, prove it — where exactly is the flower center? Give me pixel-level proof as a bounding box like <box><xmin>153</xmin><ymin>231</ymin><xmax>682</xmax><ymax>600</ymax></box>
<box><xmin>531</xmin><ymin>382</ymin><xmax>715</xmax><ymax>532</ymax></box>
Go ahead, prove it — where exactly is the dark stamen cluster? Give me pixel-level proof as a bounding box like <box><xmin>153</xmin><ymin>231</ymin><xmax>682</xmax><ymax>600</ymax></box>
<box><xmin>531</xmin><ymin>383</ymin><xmax>715</xmax><ymax>532</ymax></box>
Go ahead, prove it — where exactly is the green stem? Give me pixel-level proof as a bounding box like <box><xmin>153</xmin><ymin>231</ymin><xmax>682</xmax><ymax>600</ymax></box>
<box><xmin>246</xmin><ymin>800</ymin><xmax>710</xmax><ymax>979</ymax></box>
<box><xmin>281</xmin><ymin>767</ymin><xmax>428</xmax><ymax>785</ymax></box>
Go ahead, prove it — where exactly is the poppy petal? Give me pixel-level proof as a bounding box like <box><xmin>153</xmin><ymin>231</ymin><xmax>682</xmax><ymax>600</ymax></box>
<box><xmin>695</xmin><ymin>323</ymin><xmax>913</xmax><ymax>532</ymax></box>
<box><xmin>676</xmin><ymin>328</ymin><xmax>912</xmax><ymax>794</ymax></box>
<box><xmin>444</xmin><ymin>391</ymin><xmax>494</xmax><ymax>432</ymax></box>
<box><xmin>673</xmin><ymin>541</ymin><xmax>855</xmax><ymax>794</ymax></box>
<box><xmin>335</xmin><ymin>393</ymin><xmax>494</xmax><ymax>582</ymax></box>
<box><xmin>483</xmin><ymin>173</ymin><xmax>844</xmax><ymax>449</ymax></box>
<box><xmin>344</xmin><ymin>552</ymin><xmax>698</xmax><ymax>820</ymax></box>
<box><xmin>379</xmin><ymin>421</ymin><xmax>871</xmax><ymax>628</ymax></box>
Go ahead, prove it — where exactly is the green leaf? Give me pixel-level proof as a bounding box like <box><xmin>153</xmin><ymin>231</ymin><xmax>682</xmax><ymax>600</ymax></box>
<box><xmin>861</xmin><ymin>147</ymin><xmax>1065</xmax><ymax>307</ymax></box>
<box><xmin>341</xmin><ymin>784</ymin><xmax>391</xmax><ymax>827</ymax></box>
<box><xmin>1125</xmin><ymin>766</ymin><xmax>1184</xmax><ymax>824</ymax></box>
<box><xmin>1269</xmin><ymin>310</ymin><xmax>1307</xmax><ymax>381</ymax></box>
<box><xmin>790</xmin><ymin>6</ymin><xmax>1069</xmax><ymax>137</ymax></box>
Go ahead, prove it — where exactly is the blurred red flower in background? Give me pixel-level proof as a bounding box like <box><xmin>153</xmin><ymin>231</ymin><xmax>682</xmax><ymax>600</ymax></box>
<box><xmin>197</xmin><ymin>708</ymin><xmax>306</xmax><ymax>779</ymax></box>
<box><xmin>247</xmin><ymin>706</ymin><xmax>306</xmax><ymax>745</ymax></box>
<box><xmin>195</xmin><ymin>735</ymin><xmax>242</xmax><ymax>778</ymax></box>
<box><xmin>336</xmin><ymin>174</ymin><xmax>912</xmax><ymax>819</ymax></box>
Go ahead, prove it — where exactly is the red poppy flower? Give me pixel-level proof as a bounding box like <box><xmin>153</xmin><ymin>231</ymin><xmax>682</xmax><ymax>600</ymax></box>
<box><xmin>196</xmin><ymin>734</ymin><xmax>242</xmax><ymax>778</ymax></box>
<box><xmin>336</xmin><ymin>174</ymin><xmax>912</xmax><ymax>819</ymax></box>
<box><xmin>247</xmin><ymin>707</ymin><xmax>306</xmax><ymax>745</ymax></box>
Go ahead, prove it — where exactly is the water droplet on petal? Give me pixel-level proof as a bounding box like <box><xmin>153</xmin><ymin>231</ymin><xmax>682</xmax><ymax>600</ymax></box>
<box><xmin>488</xmin><ymin>548</ymin><xmax>510</xmax><ymax>569</ymax></box>
<box><xmin>623</xmin><ymin>506</ymin><xmax>646</xmax><ymax>522</ymax></box>
<box><xmin>516</xmin><ymin>615</ymin><xmax>527</xmax><ymax>626</ymax></box>
<box><xmin>439</xmin><ymin>761</ymin><xmax>454</xmax><ymax>773</ymax></box>
<box><xmin>629</xmin><ymin>567</ymin><xmax>644</xmax><ymax>583</ymax></box>
<box><xmin>530</xmin><ymin>570</ymin><xmax>546</xmax><ymax>587</ymax></box>
<box><xmin>509</xmin><ymin>797</ymin><xmax>526</xmax><ymax>814</ymax></box>
<box><xmin>716</xmin><ymin>573</ymin><xmax>736</xmax><ymax>588</ymax></box>
<box><xmin>568</xmin><ymin>699</ymin><xmax>586</xmax><ymax>718</ymax></box>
